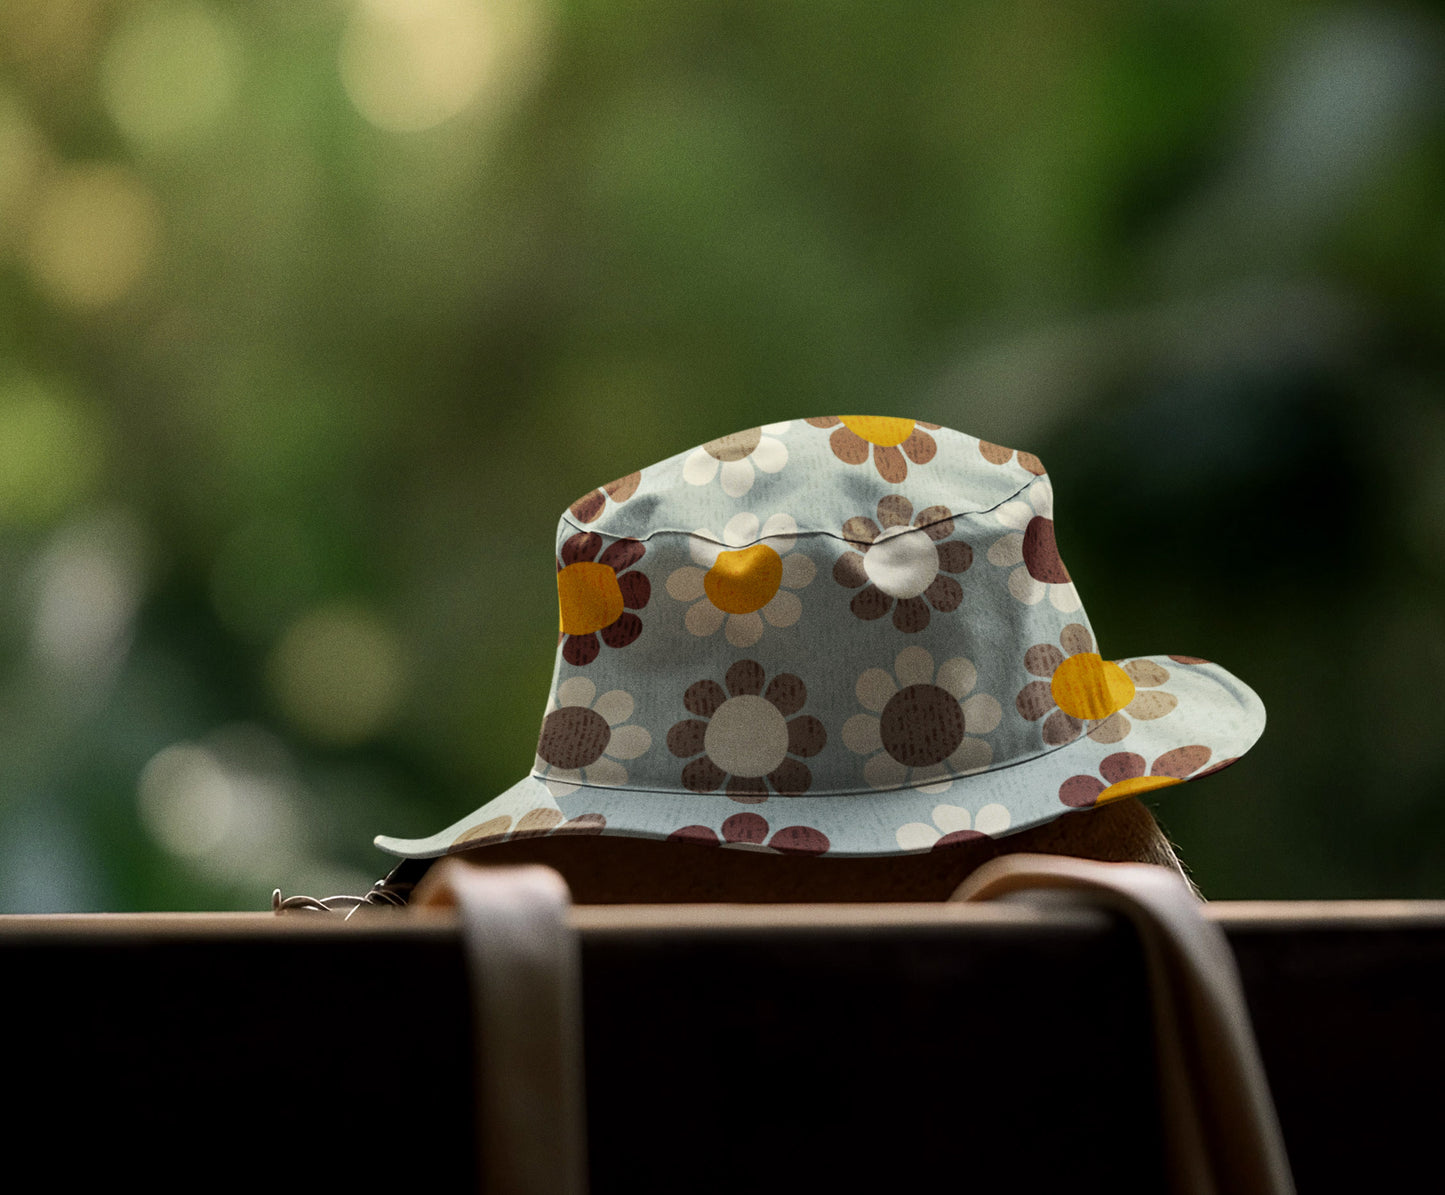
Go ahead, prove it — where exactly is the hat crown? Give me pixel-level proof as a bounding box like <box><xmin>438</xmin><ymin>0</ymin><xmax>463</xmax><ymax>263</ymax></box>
<box><xmin>544</xmin><ymin>418</ymin><xmax>1113</xmax><ymax>801</ymax></box>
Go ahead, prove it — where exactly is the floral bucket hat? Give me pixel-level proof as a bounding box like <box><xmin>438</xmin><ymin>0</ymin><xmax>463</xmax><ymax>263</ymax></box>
<box><xmin>376</xmin><ymin>417</ymin><xmax>1264</xmax><ymax>861</ymax></box>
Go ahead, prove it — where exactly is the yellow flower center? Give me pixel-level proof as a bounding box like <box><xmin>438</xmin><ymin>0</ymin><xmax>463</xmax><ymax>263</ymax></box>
<box><xmin>557</xmin><ymin>561</ymin><xmax>623</xmax><ymax>635</ymax></box>
<box><xmin>1096</xmin><ymin>775</ymin><xmax>1182</xmax><ymax>805</ymax></box>
<box><xmin>704</xmin><ymin>543</ymin><xmax>783</xmax><ymax>614</ymax></box>
<box><xmin>1051</xmin><ymin>652</ymin><xmax>1136</xmax><ymax>720</ymax></box>
<box><xmin>839</xmin><ymin>415</ymin><xmax>915</xmax><ymax>447</ymax></box>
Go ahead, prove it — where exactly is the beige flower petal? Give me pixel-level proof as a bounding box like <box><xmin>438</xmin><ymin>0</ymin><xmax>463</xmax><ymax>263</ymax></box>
<box><xmin>994</xmin><ymin>500</ymin><xmax>1033</xmax><ymax>532</ymax></box>
<box><xmin>725</xmin><ymin>611</ymin><xmax>765</xmax><ymax>647</ymax></box>
<box><xmin>962</xmin><ymin>693</ymin><xmax>1002</xmax><ymax>735</ymax></box>
<box><xmin>935</xmin><ymin>656</ymin><xmax>977</xmax><ymax>701</ymax></box>
<box><xmin>682</xmin><ymin>448</ymin><xmax>719</xmax><ymax>487</ymax></box>
<box><xmin>781</xmin><ymin>552</ymin><xmax>816</xmax><ymax>589</ymax></box>
<box><xmin>607</xmin><ymin>723</ymin><xmax>652</xmax><ymax>759</ymax></box>
<box><xmin>666</xmin><ymin>566</ymin><xmax>707</xmax><ymax>602</ymax></box>
<box><xmin>719</xmin><ymin>458</ymin><xmax>756</xmax><ymax>497</ymax></box>
<box><xmin>1127</xmin><ymin>691</ymin><xmax>1178</xmax><ymax>721</ymax></box>
<box><xmin>855</xmin><ymin>667</ymin><xmax>897</xmax><ymax>712</ymax></box>
<box><xmin>593</xmin><ymin>688</ymin><xmax>634</xmax><ymax>726</ymax></box>
<box><xmin>1007</xmin><ymin>567</ymin><xmax>1046</xmax><ymax>605</ymax></box>
<box><xmin>556</xmin><ymin>676</ymin><xmax>596</xmax><ymax>709</ymax></box>
<box><xmin>1124</xmin><ymin>659</ymin><xmax>1170</xmax><ymax>687</ymax></box>
<box><xmin>864</xmin><ymin>752</ymin><xmax>908</xmax><ymax>790</ymax></box>
<box><xmin>896</xmin><ymin>822</ymin><xmax>940</xmax><ymax>852</ymax></box>
<box><xmin>1060</xmin><ymin>623</ymin><xmax>1094</xmax><ymax>655</ymax></box>
<box><xmin>685</xmin><ymin>599</ymin><xmax>727</xmax><ymax>638</ymax></box>
<box><xmin>842</xmin><ymin>713</ymin><xmax>882</xmax><ymax>755</ymax></box>
<box><xmin>582</xmin><ymin>758</ymin><xmax>628</xmax><ymax>787</ymax></box>
<box><xmin>974</xmin><ymin>803</ymin><xmax>1012</xmax><ymax>836</ymax></box>
<box><xmin>752</xmin><ymin>435</ymin><xmax>789</xmax><ymax>473</ymax></box>
<box><xmin>1048</xmin><ymin>582</ymin><xmax>1083</xmax><ymax>613</ymax></box>
<box><xmin>931</xmin><ymin>804</ymin><xmax>973</xmax><ymax>834</ymax></box>
<box><xmin>762</xmin><ymin>589</ymin><xmax>802</xmax><ymax>628</ymax></box>
<box><xmin>946</xmin><ymin>736</ymin><xmax>993</xmax><ymax>774</ymax></box>
<box><xmin>987</xmin><ymin>533</ymin><xmax>1024</xmax><ymax>567</ymax></box>
<box><xmin>1087</xmin><ymin>712</ymin><xmax>1131</xmax><ymax>743</ymax></box>
<box><xmin>894</xmin><ymin>645</ymin><xmax>935</xmax><ymax>688</ymax></box>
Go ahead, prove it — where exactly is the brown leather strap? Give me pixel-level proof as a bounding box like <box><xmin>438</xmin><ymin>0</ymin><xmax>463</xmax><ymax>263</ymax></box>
<box><xmin>953</xmin><ymin>854</ymin><xmax>1295</xmax><ymax>1195</ymax></box>
<box><xmin>413</xmin><ymin>860</ymin><xmax>588</xmax><ymax>1195</ymax></box>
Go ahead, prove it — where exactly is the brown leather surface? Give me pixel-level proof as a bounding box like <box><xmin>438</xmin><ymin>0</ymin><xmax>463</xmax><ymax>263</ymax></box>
<box><xmin>447</xmin><ymin>796</ymin><xmax>1191</xmax><ymax>902</ymax></box>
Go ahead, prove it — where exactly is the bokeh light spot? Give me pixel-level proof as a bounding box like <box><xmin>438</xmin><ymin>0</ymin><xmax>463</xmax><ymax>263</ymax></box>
<box><xmin>26</xmin><ymin>162</ymin><xmax>161</xmax><ymax>308</ymax></box>
<box><xmin>338</xmin><ymin>0</ymin><xmax>546</xmax><ymax>133</ymax></box>
<box><xmin>138</xmin><ymin>744</ymin><xmax>236</xmax><ymax>859</ymax></box>
<box><xmin>0</xmin><ymin>376</ymin><xmax>104</xmax><ymax>525</ymax></box>
<box><xmin>267</xmin><ymin>604</ymin><xmax>407</xmax><ymax>745</ymax></box>
<box><xmin>101</xmin><ymin>0</ymin><xmax>240</xmax><ymax>149</ymax></box>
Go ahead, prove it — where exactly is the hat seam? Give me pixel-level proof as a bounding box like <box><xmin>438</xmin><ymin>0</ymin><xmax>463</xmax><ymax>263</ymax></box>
<box><xmin>530</xmin><ymin>721</ymin><xmax>1098</xmax><ymax>799</ymax></box>
<box><xmin>557</xmin><ymin>472</ymin><xmax>1042</xmax><ymax>545</ymax></box>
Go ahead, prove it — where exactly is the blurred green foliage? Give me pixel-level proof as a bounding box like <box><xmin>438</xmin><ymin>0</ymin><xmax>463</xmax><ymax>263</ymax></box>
<box><xmin>1</xmin><ymin>0</ymin><xmax>1442</xmax><ymax>908</ymax></box>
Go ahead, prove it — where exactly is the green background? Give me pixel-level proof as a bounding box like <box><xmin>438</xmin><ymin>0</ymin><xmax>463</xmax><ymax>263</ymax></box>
<box><xmin>2</xmin><ymin>0</ymin><xmax>1442</xmax><ymax>909</ymax></box>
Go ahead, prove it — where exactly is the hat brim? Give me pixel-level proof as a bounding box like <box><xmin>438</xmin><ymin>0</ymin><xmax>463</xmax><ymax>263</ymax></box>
<box><xmin>374</xmin><ymin>656</ymin><xmax>1263</xmax><ymax>860</ymax></box>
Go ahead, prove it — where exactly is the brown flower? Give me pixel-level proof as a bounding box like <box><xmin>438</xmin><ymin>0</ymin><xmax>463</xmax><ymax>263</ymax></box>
<box><xmin>832</xmin><ymin>494</ymin><xmax>973</xmax><ymax>633</ymax></box>
<box><xmin>805</xmin><ymin>415</ymin><xmax>940</xmax><ymax>483</ymax></box>
<box><xmin>1058</xmin><ymin>747</ymin><xmax>1213</xmax><ymax>809</ymax></box>
<box><xmin>668</xmin><ymin>811</ymin><xmax>830</xmax><ymax>855</ymax></box>
<box><xmin>667</xmin><ymin>659</ymin><xmax>827</xmax><ymax>803</ymax></box>
<box><xmin>978</xmin><ymin>440</ymin><xmax>1046</xmax><ymax>475</ymax></box>
<box><xmin>555</xmin><ymin>532</ymin><xmax>650</xmax><ymax>666</ymax></box>
<box><xmin>568</xmin><ymin>471</ymin><xmax>641</xmax><ymax>524</ymax></box>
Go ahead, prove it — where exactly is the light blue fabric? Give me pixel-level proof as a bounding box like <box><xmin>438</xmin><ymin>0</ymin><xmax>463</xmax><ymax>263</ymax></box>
<box><xmin>376</xmin><ymin>418</ymin><xmax>1265</xmax><ymax>859</ymax></box>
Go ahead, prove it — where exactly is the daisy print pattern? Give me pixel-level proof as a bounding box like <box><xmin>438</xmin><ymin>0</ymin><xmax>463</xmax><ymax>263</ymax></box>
<box><xmin>668</xmin><ymin>811</ymin><xmax>831</xmax><ymax>856</ymax></box>
<box><xmin>986</xmin><ymin>475</ymin><xmax>1081</xmax><ymax>612</ymax></box>
<box><xmin>667</xmin><ymin>660</ymin><xmax>827</xmax><ymax>802</ymax></box>
<box><xmin>532</xmin><ymin>676</ymin><xmax>652</xmax><ymax>796</ymax></box>
<box><xmin>1016</xmin><ymin>623</ymin><xmax>1137</xmax><ymax>747</ymax></box>
<box><xmin>682</xmin><ymin>423</ymin><xmax>791</xmax><ymax>497</ymax></box>
<box><xmin>666</xmin><ymin>512</ymin><xmax>816</xmax><ymax>647</ymax></box>
<box><xmin>1058</xmin><ymin>746</ymin><xmax>1213</xmax><ymax>809</ymax></box>
<box><xmin>1087</xmin><ymin>658</ymin><xmax>1178</xmax><ymax>744</ymax></box>
<box><xmin>895</xmin><ymin>802</ymin><xmax>1011</xmax><ymax>852</ymax></box>
<box><xmin>805</xmin><ymin>415</ymin><xmax>940</xmax><ymax>483</ymax></box>
<box><xmin>832</xmin><ymin>494</ymin><xmax>973</xmax><ymax>633</ymax></box>
<box><xmin>843</xmin><ymin>646</ymin><xmax>1002</xmax><ymax>793</ymax></box>
<box><xmin>555</xmin><ymin>532</ymin><xmax>650</xmax><ymax>666</ymax></box>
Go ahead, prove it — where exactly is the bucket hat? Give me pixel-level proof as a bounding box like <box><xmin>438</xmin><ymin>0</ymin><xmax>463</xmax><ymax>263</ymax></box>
<box><xmin>376</xmin><ymin>416</ymin><xmax>1264</xmax><ymax>861</ymax></box>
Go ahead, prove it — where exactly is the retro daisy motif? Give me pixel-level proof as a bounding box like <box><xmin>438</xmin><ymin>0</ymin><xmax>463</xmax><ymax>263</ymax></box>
<box><xmin>666</xmin><ymin>512</ymin><xmax>816</xmax><ymax>647</ymax></box>
<box><xmin>843</xmin><ymin>646</ymin><xmax>1002</xmax><ymax>793</ymax></box>
<box><xmin>894</xmin><ymin>802</ymin><xmax>1012</xmax><ymax>851</ymax></box>
<box><xmin>978</xmin><ymin>440</ymin><xmax>1046</xmax><ymax>475</ymax></box>
<box><xmin>1016</xmin><ymin>624</ymin><xmax>1176</xmax><ymax>747</ymax></box>
<box><xmin>532</xmin><ymin>676</ymin><xmax>652</xmax><ymax>796</ymax></box>
<box><xmin>668</xmin><ymin>811</ymin><xmax>830</xmax><ymax>855</ymax></box>
<box><xmin>1057</xmin><ymin>746</ymin><xmax>1214</xmax><ymax>808</ymax></box>
<box><xmin>568</xmin><ymin>470</ymin><xmax>641</xmax><ymax>524</ymax></box>
<box><xmin>805</xmin><ymin>416</ymin><xmax>940</xmax><ymax>483</ymax></box>
<box><xmin>832</xmin><ymin>494</ymin><xmax>973</xmax><ymax>633</ymax></box>
<box><xmin>452</xmin><ymin>808</ymin><xmax>607</xmax><ymax>849</ymax></box>
<box><xmin>1087</xmin><ymin>659</ymin><xmax>1178</xmax><ymax>744</ymax></box>
<box><xmin>986</xmin><ymin>476</ymin><xmax>1081</xmax><ymax>612</ymax></box>
<box><xmin>556</xmin><ymin>532</ymin><xmax>651</xmax><ymax>666</ymax></box>
<box><xmin>681</xmin><ymin>423</ymin><xmax>791</xmax><ymax>497</ymax></box>
<box><xmin>667</xmin><ymin>659</ymin><xmax>827</xmax><ymax>802</ymax></box>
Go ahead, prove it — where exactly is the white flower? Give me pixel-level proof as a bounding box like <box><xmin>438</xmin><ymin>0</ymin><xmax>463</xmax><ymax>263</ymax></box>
<box><xmin>666</xmin><ymin>511</ymin><xmax>816</xmax><ymax>647</ymax></box>
<box><xmin>681</xmin><ymin>422</ymin><xmax>791</xmax><ymax>497</ymax></box>
<box><xmin>896</xmin><ymin>803</ymin><xmax>1012</xmax><ymax>852</ymax></box>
